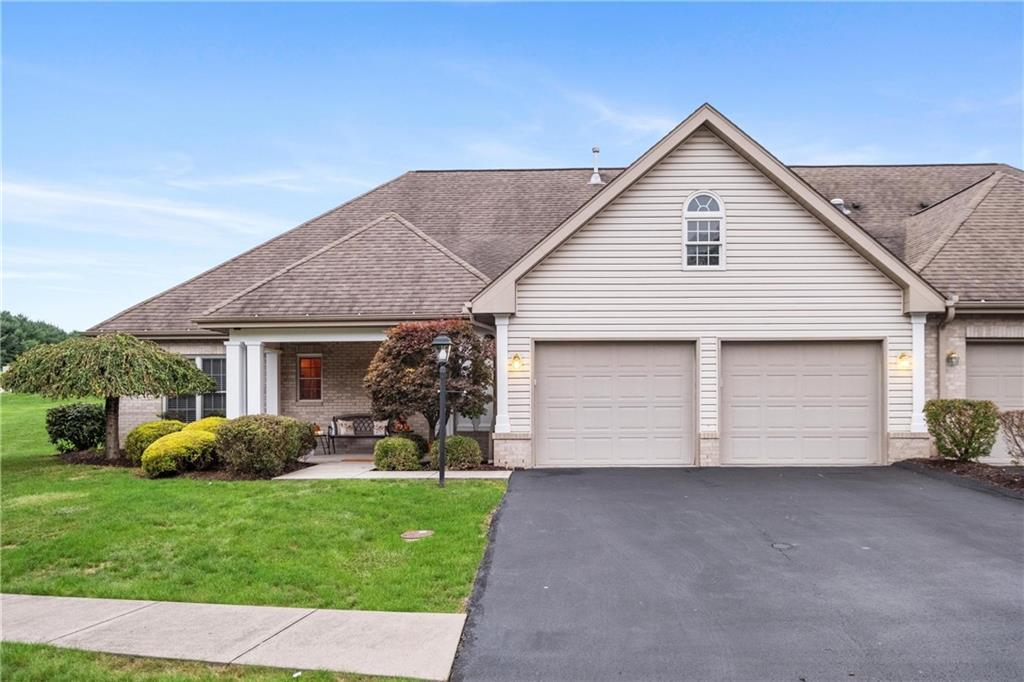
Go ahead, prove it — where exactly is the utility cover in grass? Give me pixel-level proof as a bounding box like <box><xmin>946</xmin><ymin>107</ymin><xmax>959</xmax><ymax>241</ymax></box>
<box><xmin>401</xmin><ymin>530</ymin><xmax>434</xmax><ymax>541</ymax></box>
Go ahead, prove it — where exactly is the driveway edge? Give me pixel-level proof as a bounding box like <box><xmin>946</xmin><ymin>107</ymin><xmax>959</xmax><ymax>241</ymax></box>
<box><xmin>893</xmin><ymin>460</ymin><xmax>1024</xmax><ymax>501</ymax></box>
<box><xmin>449</xmin><ymin>472</ymin><xmax>513</xmax><ymax>682</ymax></box>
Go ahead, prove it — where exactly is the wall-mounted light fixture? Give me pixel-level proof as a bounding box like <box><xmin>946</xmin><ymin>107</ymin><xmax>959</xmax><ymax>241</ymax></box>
<box><xmin>510</xmin><ymin>353</ymin><xmax>523</xmax><ymax>371</ymax></box>
<box><xmin>946</xmin><ymin>351</ymin><xmax>960</xmax><ymax>367</ymax></box>
<box><xmin>896</xmin><ymin>352</ymin><xmax>912</xmax><ymax>371</ymax></box>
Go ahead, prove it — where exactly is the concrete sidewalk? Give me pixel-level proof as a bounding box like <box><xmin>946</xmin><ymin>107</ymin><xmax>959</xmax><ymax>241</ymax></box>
<box><xmin>276</xmin><ymin>461</ymin><xmax>512</xmax><ymax>480</ymax></box>
<box><xmin>1</xmin><ymin>593</ymin><xmax>464</xmax><ymax>680</ymax></box>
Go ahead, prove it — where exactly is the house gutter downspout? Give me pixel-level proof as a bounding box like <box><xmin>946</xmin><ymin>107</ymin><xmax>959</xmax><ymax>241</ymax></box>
<box><xmin>937</xmin><ymin>294</ymin><xmax>959</xmax><ymax>399</ymax></box>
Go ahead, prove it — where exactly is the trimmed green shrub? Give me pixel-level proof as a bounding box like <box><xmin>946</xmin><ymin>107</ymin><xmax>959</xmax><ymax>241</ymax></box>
<box><xmin>924</xmin><ymin>399</ymin><xmax>1000</xmax><ymax>462</ymax></box>
<box><xmin>45</xmin><ymin>403</ymin><xmax>105</xmax><ymax>453</ymax></box>
<box><xmin>125</xmin><ymin>420</ymin><xmax>185</xmax><ymax>465</ymax></box>
<box><xmin>998</xmin><ymin>410</ymin><xmax>1024</xmax><ymax>465</ymax></box>
<box><xmin>182</xmin><ymin>416</ymin><xmax>228</xmax><ymax>435</ymax></box>
<box><xmin>215</xmin><ymin>415</ymin><xmax>315</xmax><ymax>478</ymax></box>
<box><xmin>374</xmin><ymin>436</ymin><xmax>421</xmax><ymax>471</ymax></box>
<box><xmin>394</xmin><ymin>431</ymin><xmax>428</xmax><ymax>456</ymax></box>
<box><xmin>141</xmin><ymin>430</ymin><xmax>217</xmax><ymax>478</ymax></box>
<box><xmin>428</xmin><ymin>435</ymin><xmax>482</xmax><ymax>470</ymax></box>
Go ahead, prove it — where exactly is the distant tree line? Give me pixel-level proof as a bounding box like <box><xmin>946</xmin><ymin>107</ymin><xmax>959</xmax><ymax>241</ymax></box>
<box><xmin>1</xmin><ymin>311</ymin><xmax>71</xmax><ymax>365</ymax></box>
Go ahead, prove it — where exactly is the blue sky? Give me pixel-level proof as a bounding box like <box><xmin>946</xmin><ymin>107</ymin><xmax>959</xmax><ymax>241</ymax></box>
<box><xmin>4</xmin><ymin>2</ymin><xmax>1022</xmax><ymax>331</ymax></box>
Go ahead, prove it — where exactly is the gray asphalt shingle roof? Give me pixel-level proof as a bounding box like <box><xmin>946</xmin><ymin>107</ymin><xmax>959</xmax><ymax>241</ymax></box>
<box><xmin>90</xmin><ymin>162</ymin><xmax>1022</xmax><ymax>335</ymax></box>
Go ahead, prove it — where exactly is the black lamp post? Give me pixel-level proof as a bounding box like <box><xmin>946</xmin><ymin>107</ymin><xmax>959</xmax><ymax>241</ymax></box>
<box><xmin>432</xmin><ymin>334</ymin><xmax>452</xmax><ymax>488</ymax></box>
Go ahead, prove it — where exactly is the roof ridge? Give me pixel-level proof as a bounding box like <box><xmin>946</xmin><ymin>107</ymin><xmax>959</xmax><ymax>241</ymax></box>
<box><xmin>911</xmin><ymin>172</ymin><xmax>1003</xmax><ymax>272</ymax></box>
<box><xmin>89</xmin><ymin>171</ymin><xmax>412</xmax><ymax>332</ymax></box>
<box><xmin>409</xmin><ymin>167</ymin><xmax>627</xmax><ymax>173</ymax></box>
<box><xmin>201</xmin><ymin>213</ymin><xmax>403</xmax><ymax>317</ymax></box>
<box><xmin>200</xmin><ymin>211</ymin><xmax>489</xmax><ymax>318</ymax></box>
<box><xmin>384</xmin><ymin>212</ymin><xmax>491</xmax><ymax>283</ymax></box>
<box><xmin>909</xmin><ymin>172</ymin><xmax>996</xmax><ymax>217</ymax></box>
<box><xmin>789</xmin><ymin>162</ymin><xmax>1013</xmax><ymax>169</ymax></box>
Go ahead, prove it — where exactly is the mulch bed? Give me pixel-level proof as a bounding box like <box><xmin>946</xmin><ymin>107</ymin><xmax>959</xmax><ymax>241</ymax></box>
<box><xmin>57</xmin><ymin>450</ymin><xmax>314</xmax><ymax>481</ymax></box>
<box><xmin>907</xmin><ymin>458</ymin><xmax>1024</xmax><ymax>492</ymax></box>
<box><xmin>58</xmin><ymin>450</ymin><xmax>134</xmax><ymax>468</ymax></box>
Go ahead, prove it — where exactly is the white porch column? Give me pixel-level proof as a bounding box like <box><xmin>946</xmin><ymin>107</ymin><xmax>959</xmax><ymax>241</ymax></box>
<box><xmin>493</xmin><ymin>313</ymin><xmax>512</xmax><ymax>433</ymax></box>
<box><xmin>224</xmin><ymin>341</ymin><xmax>246</xmax><ymax>418</ymax></box>
<box><xmin>911</xmin><ymin>313</ymin><xmax>927</xmax><ymax>432</ymax></box>
<box><xmin>264</xmin><ymin>349</ymin><xmax>281</xmax><ymax>416</ymax></box>
<box><xmin>246</xmin><ymin>341</ymin><xmax>265</xmax><ymax>415</ymax></box>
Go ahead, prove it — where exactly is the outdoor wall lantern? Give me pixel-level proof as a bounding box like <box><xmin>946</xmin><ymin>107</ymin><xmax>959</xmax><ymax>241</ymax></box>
<box><xmin>896</xmin><ymin>352</ymin><xmax>912</xmax><ymax>371</ymax></box>
<box><xmin>946</xmin><ymin>351</ymin><xmax>960</xmax><ymax>367</ymax></box>
<box><xmin>510</xmin><ymin>353</ymin><xmax>523</xmax><ymax>371</ymax></box>
<box><xmin>432</xmin><ymin>334</ymin><xmax>452</xmax><ymax>488</ymax></box>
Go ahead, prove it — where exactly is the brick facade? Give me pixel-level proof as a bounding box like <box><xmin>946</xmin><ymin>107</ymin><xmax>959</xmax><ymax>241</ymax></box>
<box><xmin>278</xmin><ymin>342</ymin><xmax>379</xmax><ymax>428</ymax></box>
<box><xmin>117</xmin><ymin>339</ymin><xmax>226</xmax><ymax>441</ymax></box>
<box><xmin>927</xmin><ymin>314</ymin><xmax>1024</xmax><ymax>400</ymax></box>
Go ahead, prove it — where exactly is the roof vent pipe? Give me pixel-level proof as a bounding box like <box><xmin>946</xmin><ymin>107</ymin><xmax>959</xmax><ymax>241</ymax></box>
<box><xmin>589</xmin><ymin>146</ymin><xmax>605</xmax><ymax>185</ymax></box>
<box><xmin>830</xmin><ymin>197</ymin><xmax>852</xmax><ymax>215</ymax></box>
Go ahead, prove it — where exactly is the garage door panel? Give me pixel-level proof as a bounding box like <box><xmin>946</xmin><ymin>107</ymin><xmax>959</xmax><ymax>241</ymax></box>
<box><xmin>536</xmin><ymin>342</ymin><xmax>695</xmax><ymax>467</ymax></box>
<box><xmin>968</xmin><ymin>341</ymin><xmax>1024</xmax><ymax>463</ymax></box>
<box><xmin>722</xmin><ymin>342</ymin><xmax>881</xmax><ymax>465</ymax></box>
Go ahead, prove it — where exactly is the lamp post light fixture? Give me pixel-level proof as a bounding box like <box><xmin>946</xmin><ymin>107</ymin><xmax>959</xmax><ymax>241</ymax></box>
<box><xmin>432</xmin><ymin>334</ymin><xmax>452</xmax><ymax>488</ymax></box>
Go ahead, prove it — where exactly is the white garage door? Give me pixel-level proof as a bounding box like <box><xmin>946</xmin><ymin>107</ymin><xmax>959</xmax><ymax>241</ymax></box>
<box><xmin>967</xmin><ymin>341</ymin><xmax>1024</xmax><ymax>463</ymax></box>
<box><xmin>721</xmin><ymin>341</ymin><xmax>882</xmax><ymax>465</ymax></box>
<box><xmin>535</xmin><ymin>342</ymin><xmax>695</xmax><ymax>467</ymax></box>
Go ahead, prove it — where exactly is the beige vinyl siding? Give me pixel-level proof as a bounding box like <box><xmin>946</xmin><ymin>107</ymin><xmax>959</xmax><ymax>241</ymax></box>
<box><xmin>507</xmin><ymin>127</ymin><xmax>913</xmax><ymax>435</ymax></box>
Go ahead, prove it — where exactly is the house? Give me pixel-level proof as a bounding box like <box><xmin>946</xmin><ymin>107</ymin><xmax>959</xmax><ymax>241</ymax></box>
<box><xmin>90</xmin><ymin>104</ymin><xmax>1024</xmax><ymax>467</ymax></box>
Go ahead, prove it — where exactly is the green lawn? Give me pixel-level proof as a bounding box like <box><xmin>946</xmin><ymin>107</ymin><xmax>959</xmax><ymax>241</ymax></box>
<box><xmin>0</xmin><ymin>393</ymin><xmax>505</xmax><ymax>613</ymax></box>
<box><xmin>1</xmin><ymin>642</ymin><xmax>405</xmax><ymax>681</ymax></box>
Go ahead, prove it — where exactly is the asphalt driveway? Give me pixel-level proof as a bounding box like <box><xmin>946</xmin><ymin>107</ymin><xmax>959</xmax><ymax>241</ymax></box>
<box><xmin>453</xmin><ymin>467</ymin><xmax>1023</xmax><ymax>681</ymax></box>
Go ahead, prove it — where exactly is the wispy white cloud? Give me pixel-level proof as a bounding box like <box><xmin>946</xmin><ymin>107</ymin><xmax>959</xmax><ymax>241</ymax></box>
<box><xmin>773</xmin><ymin>140</ymin><xmax>892</xmax><ymax>166</ymax></box>
<box><xmin>2</xmin><ymin>180</ymin><xmax>279</xmax><ymax>244</ymax></box>
<box><xmin>564</xmin><ymin>91</ymin><xmax>676</xmax><ymax>136</ymax></box>
<box><xmin>164</xmin><ymin>167</ymin><xmax>376</xmax><ymax>193</ymax></box>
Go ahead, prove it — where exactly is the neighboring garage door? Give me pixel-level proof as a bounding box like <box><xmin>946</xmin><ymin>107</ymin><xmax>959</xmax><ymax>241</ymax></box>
<box><xmin>721</xmin><ymin>341</ymin><xmax>882</xmax><ymax>465</ymax></box>
<box><xmin>967</xmin><ymin>341</ymin><xmax>1024</xmax><ymax>463</ymax></box>
<box><xmin>535</xmin><ymin>342</ymin><xmax>695</xmax><ymax>467</ymax></box>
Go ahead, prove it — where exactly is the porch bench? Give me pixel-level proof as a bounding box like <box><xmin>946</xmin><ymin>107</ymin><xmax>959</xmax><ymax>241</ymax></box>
<box><xmin>330</xmin><ymin>414</ymin><xmax>389</xmax><ymax>454</ymax></box>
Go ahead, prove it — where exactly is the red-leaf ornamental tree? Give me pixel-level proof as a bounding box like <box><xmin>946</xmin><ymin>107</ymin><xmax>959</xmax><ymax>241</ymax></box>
<box><xmin>0</xmin><ymin>333</ymin><xmax>215</xmax><ymax>459</ymax></box>
<box><xmin>364</xmin><ymin>320</ymin><xmax>493</xmax><ymax>443</ymax></box>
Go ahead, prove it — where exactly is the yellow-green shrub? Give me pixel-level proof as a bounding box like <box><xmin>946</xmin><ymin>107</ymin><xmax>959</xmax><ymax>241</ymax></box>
<box><xmin>428</xmin><ymin>435</ymin><xmax>482</xmax><ymax>470</ymax></box>
<box><xmin>183</xmin><ymin>416</ymin><xmax>228</xmax><ymax>435</ymax></box>
<box><xmin>125</xmin><ymin>420</ymin><xmax>185</xmax><ymax>464</ymax></box>
<box><xmin>374</xmin><ymin>436</ymin><xmax>421</xmax><ymax>471</ymax></box>
<box><xmin>141</xmin><ymin>430</ymin><xmax>217</xmax><ymax>478</ymax></box>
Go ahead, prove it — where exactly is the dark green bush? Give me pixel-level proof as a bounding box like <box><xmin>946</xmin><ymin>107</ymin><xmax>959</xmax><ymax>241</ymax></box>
<box><xmin>125</xmin><ymin>420</ymin><xmax>185</xmax><ymax>464</ymax></box>
<box><xmin>141</xmin><ymin>430</ymin><xmax>217</xmax><ymax>478</ymax></box>
<box><xmin>394</xmin><ymin>431</ymin><xmax>428</xmax><ymax>456</ymax></box>
<box><xmin>45</xmin><ymin>403</ymin><xmax>105</xmax><ymax>453</ymax></box>
<box><xmin>428</xmin><ymin>435</ymin><xmax>482</xmax><ymax>470</ymax></box>
<box><xmin>374</xmin><ymin>436</ymin><xmax>421</xmax><ymax>471</ymax></box>
<box><xmin>215</xmin><ymin>415</ymin><xmax>315</xmax><ymax>478</ymax></box>
<box><xmin>924</xmin><ymin>399</ymin><xmax>1000</xmax><ymax>462</ymax></box>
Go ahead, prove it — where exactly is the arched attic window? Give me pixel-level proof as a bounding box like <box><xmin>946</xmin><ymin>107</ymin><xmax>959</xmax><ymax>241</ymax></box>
<box><xmin>683</xmin><ymin>191</ymin><xmax>726</xmax><ymax>269</ymax></box>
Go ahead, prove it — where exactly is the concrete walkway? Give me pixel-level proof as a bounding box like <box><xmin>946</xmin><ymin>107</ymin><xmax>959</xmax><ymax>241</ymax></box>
<box><xmin>1</xmin><ymin>593</ymin><xmax>464</xmax><ymax>681</ymax></box>
<box><xmin>276</xmin><ymin>460</ymin><xmax>512</xmax><ymax>480</ymax></box>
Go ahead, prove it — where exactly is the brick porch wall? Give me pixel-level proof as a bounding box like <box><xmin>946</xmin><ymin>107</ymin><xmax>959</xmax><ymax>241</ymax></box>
<box><xmin>278</xmin><ymin>342</ymin><xmax>379</xmax><ymax>428</ymax></box>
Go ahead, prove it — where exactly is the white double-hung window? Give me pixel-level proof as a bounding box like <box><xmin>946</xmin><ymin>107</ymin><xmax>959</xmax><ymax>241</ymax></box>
<box><xmin>683</xmin><ymin>191</ymin><xmax>726</xmax><ymax>269</ymax></box>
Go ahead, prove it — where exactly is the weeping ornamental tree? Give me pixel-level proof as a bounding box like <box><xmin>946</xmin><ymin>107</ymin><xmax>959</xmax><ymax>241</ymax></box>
<box><xmin>364</xmin><ymin>320</ymin><xmax>493</xmax><ymax>443</ymax></box>
<box><xmin>0</xmin><ymin>333</ymin><xmax>215</xmax><ymax>459</ymax></box>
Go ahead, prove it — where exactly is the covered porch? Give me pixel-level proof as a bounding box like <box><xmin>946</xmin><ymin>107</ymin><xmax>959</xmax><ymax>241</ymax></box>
<box><xmin>222</xmin><ymin>326</ymin><xmax>493</xmax><ymax>459</ymax></box>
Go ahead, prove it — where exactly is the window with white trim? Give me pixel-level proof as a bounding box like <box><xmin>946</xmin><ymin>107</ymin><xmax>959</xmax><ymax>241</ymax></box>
<box><xmin>683</xmin><ymin>191</ymin><xmax>726</xmax><ymax>269</ymax></box>
<box><xmin>164</xmin><ymin>357</ymin><xmax>227</xmax><ymax>421</ymax></box>
<box><xmin>298</xmin><ymin>354</ymin><xmax>322</xmax><ymax>401</ymax></box>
